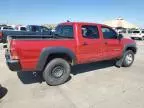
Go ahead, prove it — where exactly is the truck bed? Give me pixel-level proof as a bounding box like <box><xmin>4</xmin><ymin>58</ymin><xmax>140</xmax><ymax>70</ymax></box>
<box><xmin>0</xmin><ymin>30</ymin><xmax>52</xmax><ymax>43</ymax></box>
<box><xmin>8</xmin><ymin>36</ymin><xmax>76</xmax><ymax>71</ymax></box>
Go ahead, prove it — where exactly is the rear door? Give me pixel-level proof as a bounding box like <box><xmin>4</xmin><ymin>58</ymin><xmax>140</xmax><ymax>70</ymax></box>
<box><xmin>77</xmin><ymin>24</ymin><xmax>104</xmax><ymax>63</ymax></box>
<box><xmin>101</xmin><ymin>26</ymin><xmax>123</xmax><ymax>59</ymax></box>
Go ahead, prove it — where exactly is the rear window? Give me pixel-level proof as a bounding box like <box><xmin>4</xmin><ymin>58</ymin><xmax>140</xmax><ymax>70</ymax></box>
<box><xmin>20</xmin><ymin>27</ymin><xmax>26</xmax><ymax>31</ymax></box>
<box><xmin>133</xmin><ymin>31</ymin><xmax>140</xmax><ymax>33</ymax></box>
<box><xmin>55</xmin><ymin>25</ymin><xmax>74</xmax><ymax>38</ymax></box>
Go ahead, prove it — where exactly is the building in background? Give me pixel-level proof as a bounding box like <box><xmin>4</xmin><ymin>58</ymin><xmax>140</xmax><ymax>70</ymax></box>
<box><xmin>103</xmin><ymin>17</ymin><xmax>139</xmax><ymax>38</ymax></box>
<box><xmin>104</xmin><ymin>17</ymin><xmax>138</xmax><ymax>29</ymax></box>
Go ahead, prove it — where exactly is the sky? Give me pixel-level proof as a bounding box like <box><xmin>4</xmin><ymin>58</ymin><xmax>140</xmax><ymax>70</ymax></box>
<box><xmin>0</xmin><ymin>0</ymin><xmax>143</xmax><ymax>27</ymax></box>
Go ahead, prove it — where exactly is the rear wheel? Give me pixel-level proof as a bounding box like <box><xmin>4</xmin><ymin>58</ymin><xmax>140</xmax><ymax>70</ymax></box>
<box><xmin>43</xmin><ymin>58</ymin><xmax>71</xmax><ymax>86</ymax></box>
<box><xmin>122</xmin><ymin>50</ymin><xmax>134</xmax><ymax>67</ymax></box>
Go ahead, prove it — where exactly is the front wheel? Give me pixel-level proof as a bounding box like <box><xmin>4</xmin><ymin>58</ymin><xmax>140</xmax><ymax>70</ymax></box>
<box><xmin>122</xmin><ymin>50</ymin><xmax>134</xmax><ymax>67</ymax></box>
<box><xmin>43</xmin><ymin>58</ymin><xmax>71</xmax><ymax>86</ymax></box>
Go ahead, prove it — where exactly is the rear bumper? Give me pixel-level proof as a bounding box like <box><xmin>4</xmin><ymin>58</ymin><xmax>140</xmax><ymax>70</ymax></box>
<box><xmin>5</xmin><ymin>51</ymin><xmax>21</xmax><ymax>71</ymax></box>
<box><xmin>6</xmin><ymin>59</ymin><xmax>21</xmax><ymax>71</ymax></box>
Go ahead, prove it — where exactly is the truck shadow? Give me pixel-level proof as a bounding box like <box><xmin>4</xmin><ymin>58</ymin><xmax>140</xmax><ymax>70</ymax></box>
<box><xmin>17</xmin><ymin>71</ymin><xmax>44</xmax><ymax>84</ymax></box>
<box><xmin>71</xmin><ymin>60</ymin><xmax>115</xmax><ymax>75</ymax></box>
<box><xmin>17</xmin><ymin>60</ymin><xmax>116</xmax><ymax>84</ymax></box>
<box><xmin>0</xmin><ymin>86</ymin><xmax>8</xmax><ymax>100</ymax></box>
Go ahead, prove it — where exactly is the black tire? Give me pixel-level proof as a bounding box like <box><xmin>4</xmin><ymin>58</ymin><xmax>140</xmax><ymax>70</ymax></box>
<box><xmin>122</xmin><ymin>50</ymin><xmax>134</xmax><ymax>67</ymax></box>
<box><xmin>43</xmin><ymin>58</ymin><xmax>71</xmax><ymax>86</ymax></box>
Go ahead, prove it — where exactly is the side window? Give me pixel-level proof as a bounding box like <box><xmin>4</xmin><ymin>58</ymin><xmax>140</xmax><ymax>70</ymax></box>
<box><xmin>55</xmin><ymin>25</ymin><xmax>74</xmax><ymax>38</ymax></box>
<box><xmin>102</xmin><ymin>27</ymin><xmax>118</xmax><ymax>39</ymax></box>
<box><xmin>81</xmin><ymin>25</ymin><xmax>99</xmax><ymax>39</ymax></box>
<box><xmin>41</xmin><ymin>26</ymin><xmax>50</xmax><ymax>32</ymax></box>
<box><xmin>20</xmin><ymin>27</ymin><xmax>26</xmax><ymax>31</ymax></box>
<box><xmin>31</xmin><ymin>26</ymin><xmax>40</xmax><ymax>32</ymax></box>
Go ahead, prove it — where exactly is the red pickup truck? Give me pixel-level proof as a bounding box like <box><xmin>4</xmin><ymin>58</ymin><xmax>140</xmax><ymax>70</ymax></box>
<box><xmin>5</xmin><ymin>22</ymin><xmax>137</xmax><ymax>86</ymax></box>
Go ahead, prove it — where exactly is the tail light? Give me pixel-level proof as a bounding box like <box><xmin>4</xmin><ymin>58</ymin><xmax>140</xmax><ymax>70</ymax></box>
<box><xmin>11</xmin><ymin>49</ymin><xmax>19</xmax><ymax>60</ymax></box>
<box><xmin>7</xmin><ymin>37</ymin><xmax>19</xmax><ymax>60</ymax></box>
<box><xmin>0</xmin><ymin>32</ymin><xmax>2</xmax><ymax>39</ymax></box>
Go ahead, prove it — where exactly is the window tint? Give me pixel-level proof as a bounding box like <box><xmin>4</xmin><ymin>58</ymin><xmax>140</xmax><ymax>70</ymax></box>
<box><xmin>55</xmin><ymin>25</ymin><xmax>73</xmax><ymax>38</ymax></box>
<box><xmin>133</xmin><ymin>31</ymin><xmax>140</xmax><ymax>33</ymax></box>
<box><xmin>81</xmin><ymin>25</ymin><xmax>99</xmax><ymax>39</ymax></box>
<box><xmin>102</xmin><ymin>27</ymin><xmax>117</xmax><ymax>39</ymax></box>
<box><xmin>20</xmin><ymin>27</ymin><xmax>26</xmax><ymax>31</ymax></box>
<box><xmin>31</xmin><ymin>26</ymin><xmax>40</xmax><ymax>32</ymax></box>
<box><xmin>41</xmin><ymin>26</ymin><xmax>50</xmax><ymax>32</ymax></box>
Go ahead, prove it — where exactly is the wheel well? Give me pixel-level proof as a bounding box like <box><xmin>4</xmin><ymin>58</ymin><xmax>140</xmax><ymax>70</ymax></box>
<box><xmin>126</xmin><ymin>47</ymin><xmax>136</xmax><ymax>54</ymax></box>
<box><xmin>44</xmin><ymin>53</ymin><xmax>73</xmax><ymax>69</ymax></box>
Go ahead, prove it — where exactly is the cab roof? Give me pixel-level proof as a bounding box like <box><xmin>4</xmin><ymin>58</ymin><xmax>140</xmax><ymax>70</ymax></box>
<box><xmin>59</xmin><ymin>22</ymin><xmax>107</xmax><ymax>26</ymax></box>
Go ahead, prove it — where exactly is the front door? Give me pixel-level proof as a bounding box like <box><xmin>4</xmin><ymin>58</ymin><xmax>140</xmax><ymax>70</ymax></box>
<box><xmin>101</xmin><ymin>26</ymin><xmax>123</xmax><ymax>60</ymax></box>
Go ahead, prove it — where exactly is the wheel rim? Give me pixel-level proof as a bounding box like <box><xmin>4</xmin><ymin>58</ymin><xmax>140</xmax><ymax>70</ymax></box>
<box><xmin>125</xmin><ymin>53</ymin><xmax>133</xmax><ymax>65</ymax></box>
<box><xmin>51</xmin><ymin>65</ymin><xmax>65</xmax><ymax>78</ymax></box>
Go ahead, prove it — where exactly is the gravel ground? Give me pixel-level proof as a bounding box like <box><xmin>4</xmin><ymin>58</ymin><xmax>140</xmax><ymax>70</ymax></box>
<box><xmin>0</xmin><ymin>41</ymin><xmax>144</xmax><ymax>108</ymax></box>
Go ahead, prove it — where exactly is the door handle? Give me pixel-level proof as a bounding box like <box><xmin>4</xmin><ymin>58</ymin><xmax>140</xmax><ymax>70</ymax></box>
<box><xmin>104</xmin><ymin>42</ymin><xmax>108</xmax><ymax>45</ymax></box>
<box><xmin>82</xmin><ymin>42</ymin><xmax>88</xmax><ymax>46</ymax></box>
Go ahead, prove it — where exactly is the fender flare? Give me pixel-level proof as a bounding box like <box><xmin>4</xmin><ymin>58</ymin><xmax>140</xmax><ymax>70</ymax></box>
<box><xmin>115</xmin><ymin>43</ymin><xmax>137</xmax><ymax>67</ymax></box>
<box><xmin>36</xmin><ymin>47</ymin><xmax>77</xmax><ymax>71</ymax></box>
<box><xmin>123</xmin><ymin>43</ymin><xmax>137</xmax><ymax>54</ymax></box>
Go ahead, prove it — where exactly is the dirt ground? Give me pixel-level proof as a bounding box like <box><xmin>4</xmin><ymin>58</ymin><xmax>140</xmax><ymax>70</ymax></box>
<box><xmin>0</xmin><ymin>41</ymin><xmax>144</xmax><ymax>108</ymax></box>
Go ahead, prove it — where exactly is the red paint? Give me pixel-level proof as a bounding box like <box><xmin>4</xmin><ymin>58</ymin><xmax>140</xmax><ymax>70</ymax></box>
<box><xmin>0</xmin><ymin>32</ymin><xmax>2</xmax><ymax>41</ymax></box>
<box><xmin>9</xmin><ymin>22</ymin><xmax>135</xmax><ymax>71</ymax></box>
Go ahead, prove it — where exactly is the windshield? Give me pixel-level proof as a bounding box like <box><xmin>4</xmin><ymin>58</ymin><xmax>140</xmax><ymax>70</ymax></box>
<box><xmin>133</xmin><ymin>31</ymin><xmax>140</xmax><ymax>33</ymax></box>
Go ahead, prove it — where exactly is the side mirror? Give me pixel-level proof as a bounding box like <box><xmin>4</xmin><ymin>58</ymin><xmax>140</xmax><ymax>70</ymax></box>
<box><xmin>117</xmin><ymin>34</ymin><xmax>123</xmax><ymax>40</ymax></box>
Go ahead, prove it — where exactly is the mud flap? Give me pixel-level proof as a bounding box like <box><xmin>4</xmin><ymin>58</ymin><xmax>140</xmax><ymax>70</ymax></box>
<box><xmin>115</xmin><ymin>53</ymin><xmax>126</xmax><ymax>68</ymax></box>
